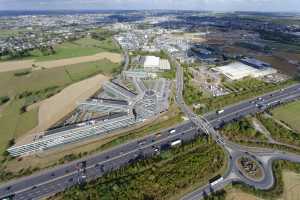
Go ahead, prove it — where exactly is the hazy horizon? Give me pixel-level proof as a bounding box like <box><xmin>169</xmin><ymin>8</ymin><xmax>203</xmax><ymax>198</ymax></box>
<box><xmin>0</xmin><ymin>0</ymin><xmax>299</xmax><ymax>12</ymax></box>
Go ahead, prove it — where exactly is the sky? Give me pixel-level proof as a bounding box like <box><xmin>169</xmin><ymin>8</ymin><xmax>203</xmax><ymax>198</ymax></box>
<box><xmin>0</xmin><ymin>0</ymin><xmax>299</xmax><ymax>12</ymax></box>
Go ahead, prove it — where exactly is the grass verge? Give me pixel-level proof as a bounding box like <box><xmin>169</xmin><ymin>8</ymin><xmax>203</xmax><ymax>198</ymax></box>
<box><xmin>271</xmin><ymin>100</ymin><xmax>300</xmax><ymax>133</ymax></box>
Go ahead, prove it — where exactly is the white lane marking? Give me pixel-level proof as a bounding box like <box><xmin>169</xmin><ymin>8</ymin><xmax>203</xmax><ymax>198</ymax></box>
<box><xmin>12</xmin><ymin>127</ymin><xmax>196</xmax><ymax>196</ymax></box>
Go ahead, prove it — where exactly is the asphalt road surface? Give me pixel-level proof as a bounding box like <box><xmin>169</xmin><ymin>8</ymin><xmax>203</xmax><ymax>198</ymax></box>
<box><xmin>171</xmin><ymin>55</ymin><xmax>300</xmax><ymax>200</ymax></box>
<box><xmin>2</xmin><ymin>55</ymin><xmax>300</xmax><ymax>200</ymax></box>
<box><xmin>170</xmin><ymin>52</ymin><xmax>300</xmax><ymax>200</ymax></box>
<box><xmin>1</xmin><ymin>82</ymin><xmax>300</xmax><ymax>199</ymax></box>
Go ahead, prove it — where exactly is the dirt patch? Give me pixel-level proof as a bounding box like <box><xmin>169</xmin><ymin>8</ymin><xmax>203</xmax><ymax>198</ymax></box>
<box><xmin>256</xmin><ymin>55</ymin><xmax>297</xmax><ymax>75</ymax></box>
<box><xmin>0</xmin><ymin>52</ymin><xmax>122</xmax><ymax>73</ymax></box>
<box><xmin>16</xmin><ymin>74</ymin><xmax>110</xmax><ymax>145</ymax></box>
<box><xmin>282</xmin><ymin>171</ymin><xmax>300</xmax><ymax>200</ymax></box>
<box><xmin>226</xmin><ymin>189</ymin><xmax>263</xmax><ymax>200</ymax></box>
<box><xmin>172</xmin><ymin>32</ymin><xmax>206</xmax><ymax>43</ymax></box>
<box><xmin>226</xmin><ymin>171</ymin><xmax>300</xmax><ymax>200</ymax></box>
<box><xmin>0</xmin><ymin>59</ymin><xmax>35</xmax><ymax>72</ymax></box>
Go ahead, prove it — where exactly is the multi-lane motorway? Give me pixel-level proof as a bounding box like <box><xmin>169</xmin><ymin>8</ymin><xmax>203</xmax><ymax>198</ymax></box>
<box><xmin>1</xmin><ymin>81</ymin><xmax>300</xmax><ymax>199</ymax></box>
<box><xmin>0</xmin><ymin>122</ymin><xmax>198</xmax><ymax>199</ymax></box>
<box><xmin>172</xmin><ymin>55</ymin><xmax>300</xmax><ymax>200</ymax></box>
<box><xmin>1</xmin><ymin>53</ymin><xmax>300</xmax><ymax>200</ymax></box>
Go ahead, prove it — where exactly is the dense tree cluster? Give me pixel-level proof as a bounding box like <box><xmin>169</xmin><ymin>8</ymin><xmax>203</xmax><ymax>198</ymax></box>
<box><xmin>52</xmin><ymin>138</ymin><xmax>225</xmax><ymax>200</ymax></box>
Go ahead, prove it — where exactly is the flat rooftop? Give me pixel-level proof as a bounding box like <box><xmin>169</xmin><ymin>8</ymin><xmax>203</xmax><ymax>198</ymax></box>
<box><xmin>144</xmin><ymin>56</ymin><xmax>160</xmax><ymax>67</ymax></box>
<box><xmin>214</xmin><ymin>62</ymin><xmax>277</xmax><ymax>80</ymax></box>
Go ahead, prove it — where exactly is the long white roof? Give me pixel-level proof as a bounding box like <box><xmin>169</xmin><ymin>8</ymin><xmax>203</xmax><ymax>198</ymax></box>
<box><xmin>214</xmin><ymin>62</ymin><xmax>277</xmax><ymax>80</ymax></box>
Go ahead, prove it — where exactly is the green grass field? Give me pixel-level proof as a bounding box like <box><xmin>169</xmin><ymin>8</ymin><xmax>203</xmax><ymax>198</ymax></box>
<box><xmin>1</xmin><ymin>36</ymin><xmax>122</xmax><ymax>62</ymax></box>
<box><xmin>272</xmin><ymin>100</ymin><xmax>300</xmax><ymax>133</ymax></box>
<box><xmin>30</xmin><ymin>37</ymin><xmax>121</xmax><ymax>62</ymax></box>
<box><xmin>0</xmin><ymin>59</ymin><xmax>120</xmax><ymax>155</ymax></box>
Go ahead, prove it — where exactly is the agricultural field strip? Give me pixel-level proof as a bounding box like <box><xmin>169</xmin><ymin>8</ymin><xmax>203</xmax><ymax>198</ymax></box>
<box><xmin>0</xmin><ymin>52</ymin><xmax>122</xmax><ymax>73</ymax></box>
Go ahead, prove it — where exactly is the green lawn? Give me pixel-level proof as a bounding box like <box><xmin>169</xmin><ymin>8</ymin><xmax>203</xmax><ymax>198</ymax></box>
<box><xmin>1</xmin><ymin>36</ymin><xmax>122</xmax><ymax>62</ymax></box>
<box><xmin>258</xmin><ymin>114</ymin><xmax>300</xmax><ymax>147</ymax></box>
<box><xmin>271</xmin><ymin>100</ymin><xmax>300</xmax><ymax>133</ymax></box>
<box><xmin>64</xmin><ymin>59</ymin><xmax>120</xmax><ymax>81</ymax></box>
<box><xmin>30</xmin><ymin>37</ymin><xmax>121</xmax><ymax>62</ymax></box>
<box><xmin>0</xmin><ymin>59</ymin><xmax>120</xmax><ymax>155</ymax></box>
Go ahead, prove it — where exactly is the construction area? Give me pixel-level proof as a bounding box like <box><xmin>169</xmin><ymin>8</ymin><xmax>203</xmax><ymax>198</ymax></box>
<box><xmin>7</xmin><ymin>68</ymin><xmax>171</xmax><ymax>157</ymax></box>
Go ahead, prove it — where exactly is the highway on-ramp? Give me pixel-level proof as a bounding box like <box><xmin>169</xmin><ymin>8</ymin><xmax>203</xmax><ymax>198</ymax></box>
<box><xmin>1</xmin><ymin>55</ymin><xmax>300</xmax><ymax>200</ymax></box>
<box><xmin>171</xmin><ymin>55</ymin><xmax>300</xmax><ymax>200</ymax></box>
<box><xmin>1</xmin><ymin>81</ymin><xmax>300</xmax><ymax>199</ymax></box>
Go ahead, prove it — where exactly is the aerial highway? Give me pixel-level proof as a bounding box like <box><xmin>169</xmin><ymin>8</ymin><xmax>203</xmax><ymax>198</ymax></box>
<box><xmin>171</xmin><ymin>55</ymin><xmax>300</xmax><ymax>200</ymax></box>
<box><xmin>1</xmin><ymin>55</ymin><xmax>300</xmax><ymax>199</ymax></box>
<box><xmin>0</xmin><ymin>122</ymin><xmax>198</xmax><ymax>199</ymax></box>
<box><xmin>1</xmin><ymin>78</ymin><xmax>300</xmax><ymax>199</ymax></box>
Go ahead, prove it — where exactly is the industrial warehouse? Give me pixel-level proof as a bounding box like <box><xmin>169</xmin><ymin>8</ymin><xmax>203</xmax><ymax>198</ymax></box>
<box><xmin>214</xmin><ymin>58</ymin><xmax>277</xmax><ymax>80</ymax></box>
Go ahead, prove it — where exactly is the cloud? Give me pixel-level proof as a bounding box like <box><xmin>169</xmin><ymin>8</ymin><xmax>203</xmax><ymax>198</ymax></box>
<box><xmin>0</xmin><ymin>0</ymin><xmax>299</xmax><ymax>12</ymax></box>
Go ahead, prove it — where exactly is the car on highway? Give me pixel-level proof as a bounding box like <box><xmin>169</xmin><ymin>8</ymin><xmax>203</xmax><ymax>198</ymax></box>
<box><xmin>138</xmin><ymin>140</ymin><xmax>146</xmax><ymax>146</ymax></box>
<box><xmin>170</xmin><ymin>139</ymin><xmax>182</xmax><ymax>147</ymax></box>
<box><xmin>169</xmin><ymin>129</ymin><xmax>176</xmax><ymax>134</ymax></box>
<box><xmin>216</xmin><ymin>110</ymin><xmax>224</xmax><ymax>114</ymax></box>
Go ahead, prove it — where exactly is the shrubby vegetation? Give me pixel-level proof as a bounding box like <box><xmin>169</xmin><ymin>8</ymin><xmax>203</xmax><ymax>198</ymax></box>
<box><xmin>51</xmin><ymin>137</ymin><xmax>225</xmax><ymax>200</ymax></box>
<box><xmin>0</xmin><ymin>96</ymin><xmax>10</xmax><ymax>105</ymax></box>
<box><xmin>131</xmin><ymin>50</ymin><xmax>168</xmax><ymax>60</ymax></box>
<box><xmin>221</xmin><ymin>118</ymin><xmax>266</xmax><ymax>142</ymax></box>
<box><xmin>257</xmin><ymin>115</ymin><xmax>300</xmax><ymax>147</ymax></box>
<box><xmin>183</xmin><ymin>64</ymin><xmax>203</xmax><ymax>105</ymax></box>
<box><xmin>196</xmin><ymin>77</ymin><xmax>295</xmax><ymax>114</ymax></box>
<box><xmin>17</xmin><ymin>86</ymin><xmax>61</xmax><ymax>113</ymax></box>
<box><xmin>204</xmin><ymin>190</ymin><xmax>227</xmax><ymax>200</ymax></box>
<box><xmin>13</xmin><ymin>70</ymin><xmax>32</xmax><ymax>77</ymax></box>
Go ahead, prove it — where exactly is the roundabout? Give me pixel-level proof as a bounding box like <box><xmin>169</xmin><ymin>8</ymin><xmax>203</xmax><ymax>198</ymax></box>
<box><xmin>236</xmin><ymin>155</ymin><xmax>265</xmax><ymax>182</ymax></box>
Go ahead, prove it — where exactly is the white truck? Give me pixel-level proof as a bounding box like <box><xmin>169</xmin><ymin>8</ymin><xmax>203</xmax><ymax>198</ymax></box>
<box><xmin>209</xmin><ymin>176</ymin><xmax>224</xmax><ymax>187</ymax></box>
<box><xmin>169</xmin><ymin>129</ymin><xmax>176</xmax><ymax>134</ymax></box>
<box><xmin>170</xmin><ymin>139</ymin><xmax>182</xmax><ymax>147</ymax></box>
<box><xmin>216</xmin><ymin>110</ymin><xmax>224</xmax><ymax>115</ymax></box>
